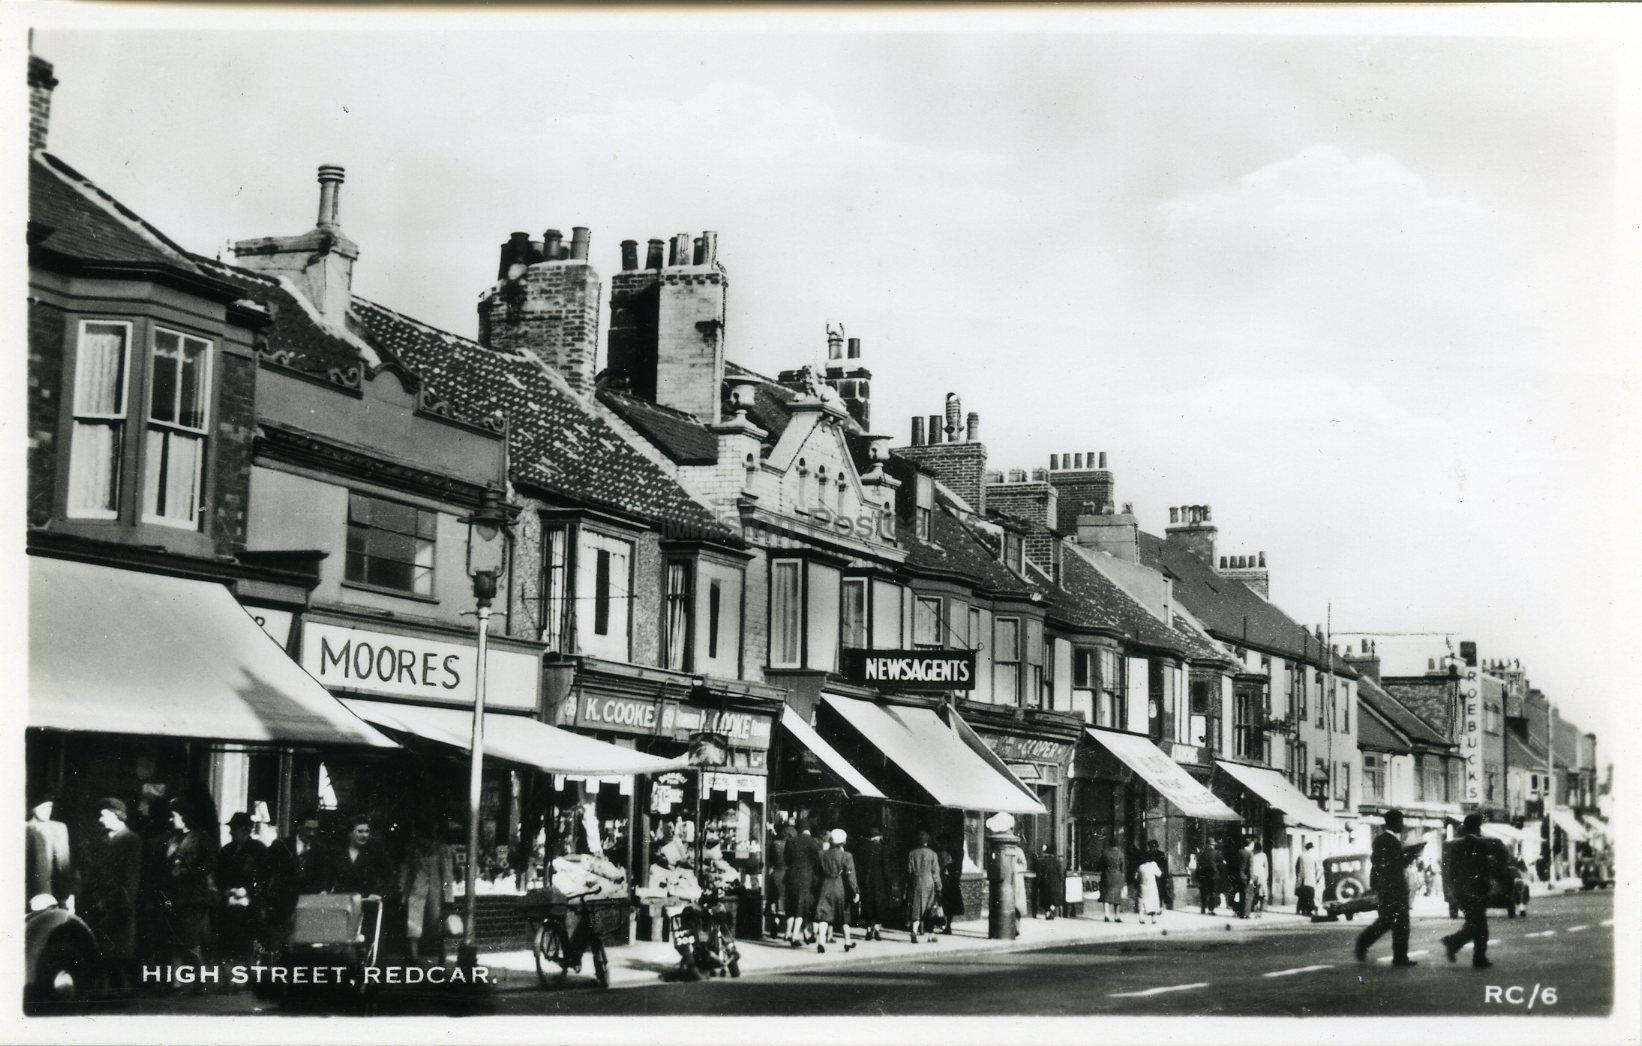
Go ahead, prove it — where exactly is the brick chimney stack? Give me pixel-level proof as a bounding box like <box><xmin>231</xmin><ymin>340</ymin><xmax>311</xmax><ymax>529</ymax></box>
<box><xmin>29</xmin><ymin>55</ymin><xmax>57</xmax><ymax>152</ymax></box>
<box><xmin>476</xmin><ymin>223</ymin><xmax>603</xmax><ymax>395</ymax></box>
<box><xmin>894</xmin><ymin>393</ymin><xmax>987</xmax><ymax>513</ymax></box>
<box><xmin>605</xmin><ymin>229</ymin><xmax>726</xmax><ymax>421</ymax></box>
<box><xmin>233</xmin><ymin>165</ymin><xmax>360</xmax><ymax>324</ymax></box>
<box><xmin>1046</xmin><ymin>451</ymin><xmax>1115</xmax><ymax>535</ymax></box>
<box><xmin>797</xmin><ymin>323</ymin><xmax>872</xmax><ymax>429</ymax></box>
<box><xmin>1342</xmin><ymin>638</ymin><xmax>1381</xmax><ymax>683</ymax></box>
<box><xmin>1165</xmin><ymin>503</ymin><xmax>1217</xmax><ymax>564</ymax></box>
<box><xmin>1219</xmin><ymin>550</ymin><xmax>1270</xmax><ymax>598</ymax></box>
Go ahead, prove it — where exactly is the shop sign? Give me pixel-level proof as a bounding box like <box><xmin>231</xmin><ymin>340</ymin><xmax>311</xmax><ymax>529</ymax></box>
<box><xmin>301</xmin><ymin>621</ymin><xmax>537</xmax><ymax>711</ymax></box>
<box><xmin>579</xmin><ymin>693</ymin><xmax>662</xmax><ymax>735</ymax></box>
<box><xmin>1460</xmin><ymin>668</ymin><xmax>1483</xmax><ymax>803</ymax></box>
<box><xmin>245</xmin><ymin>605</ymin><xmax>294</xmax><ymax>649</ymax></box>
<box><xmin>986</xmin><ymin>733</ymin><xmax>1074</xmax><ymax>765</ymax></box>
<box><xmin>841</xmin><ymin>649</ymin><xmax>976</xmax><ymax>691</ymax></box>
<box><xmin>666</xmin><ymin>706</ymin><xmax>774</xmax><ymax>749</ymax></box>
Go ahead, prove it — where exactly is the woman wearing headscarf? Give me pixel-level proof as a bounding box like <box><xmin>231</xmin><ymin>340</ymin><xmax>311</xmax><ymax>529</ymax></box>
<box><xmin>905</xmin><ymin>830</ymin><xmax>942</xmax><ymax>944</ymax></box>
<box><xmin>161</xmin><ymin>797</ymin><xmax>218</xmax><ymax>967</ymax></box>
<box><xmin>782</xmin><ymin>820</ymin><xmax>822</xmax><ymax>947</ymax></box>
<box><xmin>813</xmin><ymin>828</ymin><xmax>859</xmax><ymax>953</ymax></box>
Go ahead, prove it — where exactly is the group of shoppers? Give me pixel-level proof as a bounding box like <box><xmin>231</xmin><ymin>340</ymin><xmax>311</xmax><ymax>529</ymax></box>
<box><xmin>1188</xmin><ymin>836</ymin><xmax>1274</xmax><ymax>917</ymax></box>
<box><xmin>766</xmin><ymin>822</ymin><xmax>967</xmax><ymax>949</ymax></box>
<box><xmin>27</xmin><ymin>789</ymin><xmax>457</xmax><ymax>997</ymax></box>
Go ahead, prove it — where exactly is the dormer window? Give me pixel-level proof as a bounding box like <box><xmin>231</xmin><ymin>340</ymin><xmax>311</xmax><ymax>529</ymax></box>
<box><xmin>1004</xmin><ymin>531</ymin><xmax>1024</xmax><ymax>572</ymax></box>
<box><xmin>914</xmin><ymin>474</ymin><xmax>933</xmax><ymax>540</ymax></box>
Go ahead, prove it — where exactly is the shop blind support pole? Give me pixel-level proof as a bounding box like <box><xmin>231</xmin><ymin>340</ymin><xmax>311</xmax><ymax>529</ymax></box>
<box><xmin>459</xmin><ymin>598</ymin><xmax>492</xmax><ymax>973</ymax></box>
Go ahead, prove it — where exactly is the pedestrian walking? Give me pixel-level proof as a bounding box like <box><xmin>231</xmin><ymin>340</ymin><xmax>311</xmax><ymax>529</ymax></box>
<box><xmin>813</xmin><ymin>828</ymin><xmax>859</xmax><ymax>953</ymax></box>
<box><xmin>1234</xmin><ymin>838</ymin><xmax>1255</xmax><ymax>918</ymax></box>
<box><xmin>938</xmin><ymin>838</ymin><xmax>966</xmax><ymax>934</ymax></box>
<box><xmin>765</xmin><ymin>822</ymin><xmax>788</xmax><ymax>937</ymax></box>
<box><xmin>216</xmin><ymin>811</ymin><xmax>266</xmax><ymax>963</ymax></box>
<box><xmin>257</xmin><ymin>819</ymin><xmax>301</xmax><ymax>955</ymax></box>
<box><xmin>1295</xmin><ymin>841</ymin><xmax>1321</xmax><ymax>916</ymax></box>
<box><xmin>1035</xmin><ymin>844</ymin><xmax>1065</xmax><ymax>920</ymax></box>
<box><xmin>1355</xmin><ymin>809</ymin><xmax>1420</xmax><ymax>966</ymax></box>
<box><xmin>399</xmin><ymin>822</ymin><xmax>455</xmax><ymax>963</ymax></box>
<box><xmin>1250</xmin><ymin>841</ymin><xmax>1269</xmax><ymax>917</ymax></box>
<box><xmin>1191</xmin><ymin>844</ymin><xmax>1220</xmax><ymax>915</ymax></box>
<box><xmin>82</xmin><ymin>798</ymin><xmax>141</xmax><ymax>997</ymax></box>
<box><xmin>855</xmin><ymin>826</ymin><xmax>890</xmax><ymax>940</ymax></box>
<box><xmin>160</xmin><ymin>796</ymin><xmax>218</xmax><ymax>968</ymax></box>
<box><xmin>905</xmin><ymin>830</ymin><xmax>942</xmax><ymax>943</ymax></box>
<box><xmin>1143</xmin><ymin>838</ymin><xmax>1171</xmax><ymax>911</ymax></box>
<box><xmin>25</xmin><ymin>791</ymin><xmax>75</xmax><ymax>911</ymax></box>
<box><xmin>1100</xmin><ymin>837</ymin><xmax>1126</xmax><ymax>922</ymax></box>
<box><xmin>1136</xmin><ymin>852</ymin><xmax>1164</xmax><ymax>925</ymax></box>
<box><xmin>1442</xmin><ymin>813</ymin><xmax>1503</xmax><ymax>969</ymax></box>
<box><xmin>782</xmin><ymin>820</ymin><xmax>822</xmax><ymax>946</ymax></box>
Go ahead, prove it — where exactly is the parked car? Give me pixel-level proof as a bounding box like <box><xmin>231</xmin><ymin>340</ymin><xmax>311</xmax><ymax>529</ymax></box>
<box><xmin>1314</xmin><ymin>853</ymin><xmax>1378</xmax><ymax>921</ymax></box>
<box><xmin>24</xmin><ymin>903</ymin><xmax>99</xmax><ymax>1013</ymax></box>
<box><xmin>1578</xmin><ymin>852</ymin><xmax>1614</xmax><ymax>890</ymax></box>
<box><xmin>1441</xmin><ymin>837</ymin><xmax>1531</xmax><ymax>919</ymax></box>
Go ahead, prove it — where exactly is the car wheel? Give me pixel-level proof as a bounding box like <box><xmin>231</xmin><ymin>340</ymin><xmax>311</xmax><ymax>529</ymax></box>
<box><xmin>28</xmin><ymin>937</ymin><xmax>91</xmax><ymax>1013</ymax></box>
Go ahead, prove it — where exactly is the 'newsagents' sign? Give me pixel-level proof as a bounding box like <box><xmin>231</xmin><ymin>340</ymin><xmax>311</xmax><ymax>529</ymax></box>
<box><xmin>842</xmin><ymin>649</ymin><xmax>976</xmax><ymax>692</ymax></box>
<box><xmin>302</xmin><ymin>621</ymin><xmax>538</xmax><ymax>711</ymax></box>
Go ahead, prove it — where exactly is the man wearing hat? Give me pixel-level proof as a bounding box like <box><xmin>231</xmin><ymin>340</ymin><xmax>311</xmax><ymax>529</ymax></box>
<box><xmin>83</xmin><ymin>798</ymin><xmax>142</xmax><ymax>996</ymax></box>
<box><xmin>1355</xmin><ymin>809</ymin><xmax>1421</xmax><ymax>966</ymax></box>
<box><xmin>25</xmin><ymin>790</ymin><xmax>74</xmax><ymax>912</ymax></box>
<box><xmin>216</xmin><ymin>811</ymin><xmax>267</xmax><ymax>963</ymax></box>
<box><xmin>1443</xmin><ymin>813</ymin><xmax>1504</xmax><ymax>968</ymax></box>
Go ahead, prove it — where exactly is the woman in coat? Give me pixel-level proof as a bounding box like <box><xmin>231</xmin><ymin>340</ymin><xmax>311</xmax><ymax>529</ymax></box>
<box><xmin>1136</xmin><ymin>853</ymin><xmax>1164</xmax><ymax>925</ymax></box>
<box><xmin>161</xmin><ymin>798</ymin><xmax>217</xmax><ymax>966</ymax></box>
<box><xmin>765</xmin><ymin>823</ymin><xmax>788</xmax><ymax>936</ymax></box>
<box><xmin>400</xmin><ymin>827</ymin><xmax>455</xmax><ymax>963</ymax></box>
<box><xmin>938</xmin><ymin>837</ymin><xmax>966</xmax><ymax>935</ymax></box>
<box><xmin>782</xmin><ymin>821</ymin><xmax>822</xmax><ymax>946</ymax></box>
<box><xmin>812</xmin><ymin>828</ymin><xmax>859</xmax><ymax>953</ymax></box>
<box><xmin>905</xmin><ymin>831</ymin><xmax>942</xmax><ymax>944</ymax></box>
<box><xmin>855</xmin><ymin>827</ymin><xmax>890</xmax><ymax>941</ymax></box>
<box><xmin>1100</xmin><ymin>837</ymin><xmax>1126</xmax><ymax>923</ymax></box>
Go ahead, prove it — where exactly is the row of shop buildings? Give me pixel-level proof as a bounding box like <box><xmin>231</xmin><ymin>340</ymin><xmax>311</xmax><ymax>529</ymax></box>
<box><xmin>24</xmin><ymin>54</ymin><xmax>1605</xmax><ymax>949</ymax></box>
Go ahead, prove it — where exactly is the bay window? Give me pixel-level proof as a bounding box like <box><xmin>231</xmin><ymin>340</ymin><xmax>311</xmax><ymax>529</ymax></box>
<box><xmin>993</xmin><ymin>617</ymin><xmax>1021</xmax><ymax>704</ymax></box>
<box><xmin>1189</xmin><ymin>671</ymin><xmax>1220</xmax><ymax>752</ymax></box>
<box><xmin>841</xmin><ymin>578</ymin><xmax>869</xmax><ymax>651</ymax></box>
<box><xmin>1363</xmin><ymin>753</ymin><xmax>1385</xmax><ymax>802</ymax></box>
<box><xmin>143</xmin><ymin>328</ymin><xmax>211</xmax><ymax>527</ymax></box>
<box><xmin>663</xmin><ymin>561</ymin><xmax>692</xmax><ymax>671</ymax></box>
<box><xmin>1023</xmin><ymin>618</ymin><xmax>1044</xmax><ymax>708</ymax></box>
<box><xmin>540</xmin><ymin>523</ymin><xmax>569</xmax><ymax>650</ymax></box>
<box><xmin>577</xmin><ymin>529</ymin><xmax>633</xmax><ymax>660</ymax></box>
<box><xmin>914</xmin><ymin>474</ymin><xmax>933</xmax><ymax>540</ymax></box>
<box><xmin>913</xmin><ymin>596</ymin><xmax>942</xmax><ymax>648</ymax></box>
<box><xmin>66</xmin><ymin>320</ymin><xmax>131</xmax><ymax>518</ymax></box>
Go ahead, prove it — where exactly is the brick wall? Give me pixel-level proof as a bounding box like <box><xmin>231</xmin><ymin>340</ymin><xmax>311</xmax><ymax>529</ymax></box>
<box><xmin>478</xmin><ymin>261</ymin><xmax>602</xmax><ymax>396</ymax></box>
<box><xmin>894</xmin><ymin>442</ymin><xmax>987</xmax><ymax>513</ymax></box>
<box><xmin>653</xmin><ymin>270</ymin><xmax>726</xmax><ymax>423</ymax></box>
<box><xmin>606</xmin><ymin>271</ymin><xmax>659</xmax><ymax>400</ymax></box>
<box><xmin>1046</xmin><ymin>468</ymin><xmax>1114</xmax><ymax>535</ymax></box>
<box><xmin>27</xmin><ymin>298</ymin><xmax>65</xmax><ymax>528</ymax></box>
<box><xmin>209</xmin><ymin>349</ymin><xmax>257</xmax><ymax>553</ymax></box>
<box><xmin>985</xmin><ymin>480</ymin><xmax>1057</xmax><ymax>529</ymax></box>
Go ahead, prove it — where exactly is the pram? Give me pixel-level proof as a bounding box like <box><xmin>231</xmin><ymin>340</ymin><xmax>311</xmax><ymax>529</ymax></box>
<box><xmin>254</xmin><ymin>893</ymin><xmax>384</xmax><ymax>1005</ymax></box>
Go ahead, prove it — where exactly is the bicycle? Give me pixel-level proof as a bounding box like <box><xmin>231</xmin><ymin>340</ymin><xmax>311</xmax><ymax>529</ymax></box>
<box><xmin>532</xmin><ymin>891</ymin><xmax>611</xmax><ymax>989</ymax></box>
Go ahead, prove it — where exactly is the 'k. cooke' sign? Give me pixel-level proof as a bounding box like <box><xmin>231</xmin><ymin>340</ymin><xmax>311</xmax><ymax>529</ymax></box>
<box><xmin>842</xmin><ymin>649</ymin><xmax>976</xmax><ymax>692</ymax></box>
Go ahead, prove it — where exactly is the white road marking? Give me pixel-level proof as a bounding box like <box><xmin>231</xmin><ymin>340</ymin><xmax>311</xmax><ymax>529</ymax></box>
<box><xmin>1108</xmin><ymin>982</ymin><xmax>1211</xmax><ymax>998</ymax></box>
<box><xmin>1262</xmin><ymin>964</ymin><xmax>1333</xmax><ymax>978</ymax></box>
<box><xmin>1602</xmin><ymin>919</ymin><xmax>1614</xmax><ymax>927</ymax></box>
<box><xmin>1376</xmin><ymin>949</ymin><xmax>1429</xmax><ymax>964</ymax></box>
<box><xmin>1522</xmin><ymin>930</ymin><xmax>1556</xmax><ymax>939</ymax></box>
<box><xmin>1565</xmin><ymin>925</ymin><xmax>1589</xmax><ymax>933</ymax></box>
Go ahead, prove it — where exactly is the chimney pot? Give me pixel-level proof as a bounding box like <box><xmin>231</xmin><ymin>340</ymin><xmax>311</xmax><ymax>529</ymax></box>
<box><xmin>911</xmin><ymin>416</ymin><xmax>925</xmax><ymax>445</ymax></box>
<box><xmin>1098</xmin><ymin>451</ymin><xmax>1107</xmax><ymax>469</ymax></box>
<box><xmin>620</xmin><ymin>239</ymin><xmax>639</xmax><ymax>271</ymax></box>
<box><xmin>670</xmin><ymin>232</ymin><xmax>691</xmax><ymax>266</ymax></box>
<box><xmin>1219</xmin><ymin>556</ymin><xmax>1227</xmax><ymax>569</ymax></box>
<box><xmin>1258</xmin><ymin>551</ymin><xmax>1266</xmax><ymax>567</ymax></box>
<box><xmin>1074</xmin><ymin>454</ymin><xmax>1084</xmax><ymax>469</ymax></box>
<box><xmin>570</xmin><ymin>226</ymin><xmax>590</xmax><ymax>261</ymax></box>
<box><xmin>646</xmin><ymin>238</ymin><xmax>665</xmax><ymax>269</ymax></box>
<box><xmin>316</xmin><ymin>164</ymin><xmax>346</xmax><ymax>228</ymax></box>
<box><xmin>847</xmin><ymin>337</ymin><xmax>861</xmax><ymax>360</ymax></box>
<box><xmin>1049</xmin><ymin>454</ymin><xmax>1059</xmax><ymax>470</ymax></box>
<box><xmin>544</xmin><ymin>228</ymin><xmax>564</xmax><ymax>260</ymax></box>
<box><xmin>701</xmin><ymin>230</ymin><xmax>718</xmax><ymax>266</ymax></box>
<box><xmin>966</xmin><ymin>412</ymin><xmax>979</xmax><ymax>441</ymax></box>
<box><xmin>927</xmin><ymin>415</ymin><xmax>943</xmax><ymax>445</ymax></box>
<box><xmin>945</xmin><ymin>393</ymin><xmax>962</xmax><ymax>440</ymax></box>
<box><xmin>692</xmin><ymin>235</ymin><xmax>706</xmax><ymax>265</ymax></box>
<box><xmin>1169</xmin><ymin>507</ymin><xmax>1179</xmax><ymax>524</ymax></box>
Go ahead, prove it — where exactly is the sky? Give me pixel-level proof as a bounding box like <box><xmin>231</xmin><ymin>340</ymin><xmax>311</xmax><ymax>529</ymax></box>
<box><xmin>26</xmin><ymin>10</ymin><xmax>1638</xmax><ymax>743</ymax></box>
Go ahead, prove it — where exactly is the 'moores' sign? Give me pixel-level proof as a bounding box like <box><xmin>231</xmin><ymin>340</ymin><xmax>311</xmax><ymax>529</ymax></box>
<box><xmin>841</xmin><ymin>649</ymin><xmax>976</xmax><ymax>692</ymax></box>
<box><xmin>301</xmin><ymin>621</ymin><xmax>539</xmax><ymax>710</ymax></box>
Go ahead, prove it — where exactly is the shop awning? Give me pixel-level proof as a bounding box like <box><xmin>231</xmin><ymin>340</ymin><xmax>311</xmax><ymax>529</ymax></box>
<box><xmin>28</xmin><ymin>556</ymin><xmax>393</xmax><ymax>748</ymax></box>
<box><xmin>779</xmin><ymin>707</ymin><xmax>885</xmax><ymax>799</ymax></box>
<box><xmin>1548</xmin><ymin>808</ymin><xmax>1588</xmax><ymax>842</ymax></box>
<box><xmin>1583</xmin><ymin>815</ymin><xmax>1610</xmax><ymax>839</ymax></box>
<box><xmin>1215</xmin><ymin>759</ymin><xmax>1342</xmax><ymax>832</ymax></box>
<box><xmin>342</xmin><ymin>699</ymin><xmax>684</xmax><ymax>775</ymax></box>
<box><xmin>821</xmin><ymin>695</ymin><xmax>1044</xmax><ymax>814</ymax></box>
<box><xmin>1481</xmin><ymin>822</ymin><xmax>1526</xmax><ymax>844</ymax></box>
<box><xmin>1084</xmin><ymin>729</ymin><xmax>1239</xmax><ymax>821</ymax></box>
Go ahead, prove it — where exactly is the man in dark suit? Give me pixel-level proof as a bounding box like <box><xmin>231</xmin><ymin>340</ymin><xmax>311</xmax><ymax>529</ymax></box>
<box><xmin>1442</xmin><ymin>813</ymin><xmax>1502</xmax><ymax>968</ymax></box>
<box><xmin>83</xmin><ymin>798</ymin><xmax>142</xmax><ymax>997</ymax></box>
<box><xmin>1355</xmin><ymin>809</ymin><xmax>1420</xmax><ymax>966</ymax></box>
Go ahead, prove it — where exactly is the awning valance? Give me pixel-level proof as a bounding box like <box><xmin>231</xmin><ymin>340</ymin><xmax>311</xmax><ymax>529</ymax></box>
<box><xmin>1215</xmin><ymin>759</ymin><xmax>1342</xmax><ymax>832</ymax></box>
<box><xmin>1083</xmin><ymin>729</ymin><xmax>1239</xmax><ymax>821</ymax></box>
<box><xmin>779</xmin><ymin>707</ymin><xmax>885</xmax><ymax>799</ymax></box>
<box><xmin>820</xmin><ymin>695</ymin><xmax>1044</xmax><ymax>814</ymax></box>
<box><xmin>28</xmin><ymin>556</ymin><xmax>392</xmax><ymax>748</ymax></box>
<box><xmin>1549</xmin><ymin>808</ymin><xmax>1588</xmax><ymax>841</ymax></box>
<box><xmin>342</xmin><ymin>698</ymin><xmax>684</xmax><ymax>775</ymax></box>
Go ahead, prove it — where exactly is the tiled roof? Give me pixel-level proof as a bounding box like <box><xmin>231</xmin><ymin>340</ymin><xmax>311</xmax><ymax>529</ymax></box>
<box><xmin>1507</xmin><ymin>728</ymin><xmax>1546</xmax><ymax>769</ymax></box>
<box><xmin>1138</xmin><ymin>530</ymin><xmax>1356</xmax><ymax>675</ymax></box>
<box><xmin>901</xmin><ymin>500</ymin><xmax>1035</xmax><ymax>599</ymax></box>
<box><xmin>1380</xmin><ymin>677</ymin><xmax>1455</xmax><ymax>737</ymax></box>
<box><xmin>1052</xmin><ymin>551</ymin><xmax>1197</xmax><ymax>656</ymax></box>
<box><xmin>723</xmin><ymin>361</ymin><xmax>797</xmax><ymax>445</ymax></box>
<box><xmin>30</xmin><ymin>152</ymin><xmax>211</xmax><ymax>280</ymax></box>
<box><xmin>598</xmin><ymin>388</ymin><xmax>719</xmax><ymax>464</ymax></box>
<box><xmin>1357</xmin><ymin>699</ymin><xmax>1410</xmax><ymax>753</ymax></box>
<box><xmin>349</xmin><ymin>299</ymin><xmax>739</xmax><ymax>544</ymax></box>
<box><xmin>1359</xmin><ymin>675</ymin><xmax>1452</xmax><ymax>748</ymax></box>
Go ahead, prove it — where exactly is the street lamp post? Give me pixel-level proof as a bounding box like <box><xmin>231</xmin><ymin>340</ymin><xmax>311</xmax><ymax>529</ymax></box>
<box><xmin>458</xmin><ymin>488</ymin><xmax>512</xmax><ymax>971</ymax></box>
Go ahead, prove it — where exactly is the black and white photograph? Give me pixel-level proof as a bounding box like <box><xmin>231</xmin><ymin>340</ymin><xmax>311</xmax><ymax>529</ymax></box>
<box><xmin>5</xmin><ymin>3</ymin><xmax>1637</xmax><ymax>1042</ymax></box>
